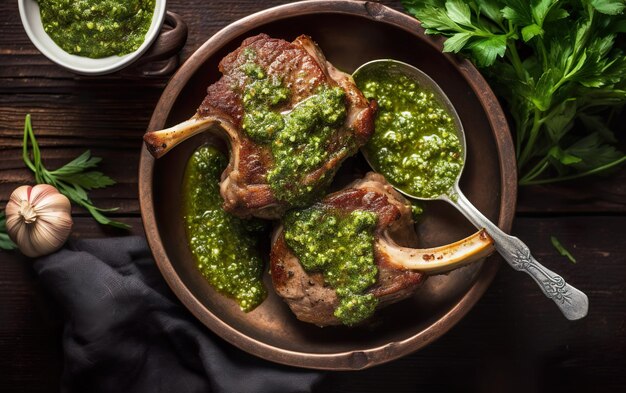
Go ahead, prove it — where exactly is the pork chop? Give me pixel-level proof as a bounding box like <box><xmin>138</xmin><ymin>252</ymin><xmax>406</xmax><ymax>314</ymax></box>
<box><xmin>270</xmin><ymin>172</ymin><xmax>494</xmax><ymax>326</ymax></box>
<box><xmin>144</xmin><ymin>34</ymin><xmax>376</xmax><ymax>219</ymax></box>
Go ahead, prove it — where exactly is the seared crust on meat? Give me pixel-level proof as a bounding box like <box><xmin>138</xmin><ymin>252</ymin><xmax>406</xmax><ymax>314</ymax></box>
<box><xmin>194</xmin><ymin>34</ymin><xmax>376</xmax><ymax>218</ymax></box>
<box><xmin>198</xmin><ymin>34</ymin><xmax>329</xmax><ymax>125</ymax></box>
<box><xmin>270</xmin><ymin>173</ymin><xmax>425</xmax><ymax>326</ymax></box>
<box><xmin>144</xmin><ymin>33</ymin><xmax>375</xmax><ymax>219</ymax></box>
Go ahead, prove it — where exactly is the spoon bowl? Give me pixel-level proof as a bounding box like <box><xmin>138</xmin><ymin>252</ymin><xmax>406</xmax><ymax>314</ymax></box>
<box><xmin>353</xmin><ymin>59</ymin><xmax>589</xmax><ymax>320</ymax></box>
<box><xmin>353</xmin><ymin>59</ymin><xmax>468</xmax><ymax>201</ymax></box>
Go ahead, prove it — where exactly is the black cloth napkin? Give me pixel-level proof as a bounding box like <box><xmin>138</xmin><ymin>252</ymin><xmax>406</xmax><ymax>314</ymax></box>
<box><xmin>34</xmin><ymin>236</ymin><xmax>324</xmax><ymax>393</ymax></box>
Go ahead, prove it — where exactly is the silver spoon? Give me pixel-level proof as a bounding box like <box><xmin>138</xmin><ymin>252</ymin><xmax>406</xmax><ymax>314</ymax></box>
<box><xmin>353</xmin><ymin>59</ymin><xmax>589</xmax><ymax>320</ymax></box>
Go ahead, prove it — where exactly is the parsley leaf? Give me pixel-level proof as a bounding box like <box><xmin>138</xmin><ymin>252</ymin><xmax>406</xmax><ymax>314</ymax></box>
<box><xmin>446</xmin><ymin>0</ymin><xmax>473</xmax><ymax>26</ymax></box>
<box><xmin>444</xmin><ymin>32</ymin><xmax>473</xmax><ymax>52</ymax></box>
<box><xmin>467</xmin><ymin>34</ymin><xmax>508</xmax><ymax>67</ymax></box>
<box><xmin>401</xmin><ymin>0</ymin><xmax>626</xmax><ymax>185</ymax></box>
<box><xmin>22</xmin><ymin>115</ymin><xmax>130</xmax><ymax>229</ymax></box>
<box><xmin>502</xmin><ymin>0</ymin><xmax>535</xmax><ymax>26</ymax></box>
<box><xmin>590</xmin><ymin>0</ymin><xmax>626</xmax><ymax>15</ymax></box>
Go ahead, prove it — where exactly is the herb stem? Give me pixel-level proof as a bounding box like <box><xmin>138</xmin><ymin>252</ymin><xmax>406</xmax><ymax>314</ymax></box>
<box><xmin>507</xmin><ymin>39</ymin><xmax>526</xmax><ymax>82</ymax></box>
<box><xmin>522</xmin><ymin>155</ymin><xmax>626</xmax><ymax>185</ymax></box>
<box><xmin>538</xmin><ymin>40</ymin><xmax>548</xmax><ymax>71</ymax></box>
<box><xmin>22</xmin><ymin>115</ymin><xmax>36</xmax><ymax>173</ymax></box>
<box><xmin>518</xmin><ymin>109</ymin><xmax>543</xmax><ymax>169</ymax></box>
<box><xmin>21</xmin><ymin>115</ymin><xmax>129</xmax><ymax>229</ymax></box>
<box><xmin>519</xmin><ymin>156</ymin><xmax>550</xmax><ymax>184</ymax></box>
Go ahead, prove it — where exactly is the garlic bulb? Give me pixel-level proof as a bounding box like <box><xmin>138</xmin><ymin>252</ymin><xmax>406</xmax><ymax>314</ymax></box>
<box><xmin>5</xmin><ymin>184</ymin><xmax>73</xmax><ymax>257</ymax></box>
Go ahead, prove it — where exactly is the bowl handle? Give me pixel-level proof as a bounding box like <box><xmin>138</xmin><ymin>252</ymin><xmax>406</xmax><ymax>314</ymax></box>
<box><xmin>127</xmin><ymin>11</ymin><xmax>188</xmax><ymax>77</ymax></box>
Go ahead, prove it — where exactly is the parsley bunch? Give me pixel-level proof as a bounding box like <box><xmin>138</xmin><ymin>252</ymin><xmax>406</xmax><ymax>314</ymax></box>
<box><xmin>21</xmin><ymin>115</ymin><xmax>130</xmax><ymax>229</ymax></box>
<box><xmin>402</xmin><ymin>0</ymin><xmax>626</xmax><ymax>184</ymax></box>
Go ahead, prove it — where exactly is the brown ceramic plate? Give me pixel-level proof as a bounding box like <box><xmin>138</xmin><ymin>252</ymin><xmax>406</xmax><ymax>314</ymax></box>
<box><xmin>139</xmin><ymin>0</ymin><xmax>516</xmax><ymax>370</ymax></box>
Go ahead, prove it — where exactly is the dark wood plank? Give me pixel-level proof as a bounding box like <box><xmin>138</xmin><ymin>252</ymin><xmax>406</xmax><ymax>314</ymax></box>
<box><xmin>0</xmin><ymin>0</ymin><xmax>296</xmax><ymax>82</ymax></box>
<box><xmin>1</xmin><ymin>216</ymin><xmax>624</xmax><ymax>392</ymax></box>
<box><xmin>0</xmin><ymin>145</ymin><xmax>141</xmax><ymax>215</ymax></box>
<box><xmin>1</xmin><ymin>0</ymin><xmax>625</xmax><ymax>392</ymax></box>
<box><xmin>517</xmin><ymin>169</ymin><xmax>626</xmax><ymax>214</ymax></box>
<box><xmin>320</xmin><ymin>215</ymin><xmax>626</xmax><ymax>392</ymax></box>
<box><xmin>1</xmin><ymin>0</ymin><xmax>623</xmax><ymax>216</ymax></box>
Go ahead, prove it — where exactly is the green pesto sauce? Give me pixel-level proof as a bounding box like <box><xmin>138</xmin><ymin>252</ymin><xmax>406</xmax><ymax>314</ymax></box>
<box><xmin>37</xmin><ymin>0</ymin><xmax>155</xmax><ymax>58</ymax></box>
<box><xmin>355</xmin><ymin>68</ymin><xmax>463</xmax><ymax>198</ymax></box>
<box><xmin>284</xmin><ymin>207</ymin><xmax>379</xmax><ymax>326</ymax></box>
<box><xmin>183</xmin><ymin>145</ymin><xmax>267</xmax><ymax>312</ymax></box>
<box><xmin>240</xmin><ymin>53</ymin><xmax>350</xmax><ymax>206</ymax></box>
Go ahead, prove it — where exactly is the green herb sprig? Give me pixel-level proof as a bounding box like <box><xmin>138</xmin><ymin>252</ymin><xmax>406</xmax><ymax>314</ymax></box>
<box><xmin>551</xmin><ymin>235</ymin><xmax>577</xmax><ymax>263</ymax></box>
<box><xmin>402</xmin><ymin>0</ymin><xmax>626</xmax><ymax>185</ymax></box>
<box><xmin>22</xmin><ymin>115</ymin><xmax>130</xmax><ymax>229</ymax></box>
<box><xmin>0</xmin><ymin>212</ymin><xmax>17</xmax><ymax>250</ymax></box>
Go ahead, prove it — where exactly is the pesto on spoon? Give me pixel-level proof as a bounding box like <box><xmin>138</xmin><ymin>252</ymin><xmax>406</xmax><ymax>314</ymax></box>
<box><xmin>353</xmin><ymin>59</ymin><xmax>588</xmax><ymax>320</ymax></box>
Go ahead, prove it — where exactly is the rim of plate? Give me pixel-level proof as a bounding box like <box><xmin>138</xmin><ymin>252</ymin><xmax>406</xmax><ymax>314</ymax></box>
<box><xmin>138</xmin><ymin>0</ymin><xmax>517</xmax><ymax>370</ymax></box>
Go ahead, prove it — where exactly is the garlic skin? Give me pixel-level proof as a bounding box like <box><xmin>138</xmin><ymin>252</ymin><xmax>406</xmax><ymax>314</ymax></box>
<box><xmin>5</xmin><ymin>184</ymin><xmax>73</xmax><ymax>257</ymax></box>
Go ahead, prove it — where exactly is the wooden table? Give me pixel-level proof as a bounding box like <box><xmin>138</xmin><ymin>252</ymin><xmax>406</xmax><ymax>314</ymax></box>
<box><xmin>1</xmin><ymin>1</ymin><xmax>625</xmax><ymax>392</ymax></box>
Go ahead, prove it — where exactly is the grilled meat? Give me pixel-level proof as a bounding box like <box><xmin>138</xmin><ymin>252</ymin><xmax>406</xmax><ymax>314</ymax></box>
<box><xmin>144</xmin><ymin>34</ymin><xmax>375</xmax><ymax>219</ymax></box>
<box><xmin>270</xmin><ymin>173</ymin><xmax>494</xmax><ymax>326</ymax></box>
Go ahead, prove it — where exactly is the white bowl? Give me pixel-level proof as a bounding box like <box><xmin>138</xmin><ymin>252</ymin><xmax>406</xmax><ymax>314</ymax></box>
<box><xmin>18</xmin><ymin>0</ymin><xmax>167</xmax><ymax>75</ymax></box>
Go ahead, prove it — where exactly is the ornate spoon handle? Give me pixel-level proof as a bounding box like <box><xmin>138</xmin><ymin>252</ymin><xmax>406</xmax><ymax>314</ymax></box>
<box><xmin>447</xmin><ymin>188</ymin><xmax>589</xmax><ymax>320</ymax></box>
